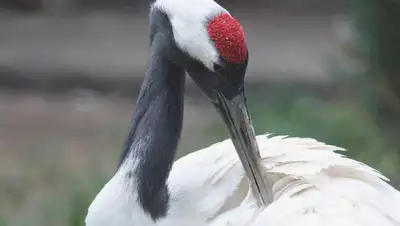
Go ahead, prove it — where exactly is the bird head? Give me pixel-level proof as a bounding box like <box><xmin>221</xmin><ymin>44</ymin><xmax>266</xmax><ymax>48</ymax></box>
<box><xmin>151</xmin><ymin>0</ymin><xmax>270</xmax><ymax>205</ymax></box>
<box><xmin>152</xmin><ymin>0</ymin><xmax>248</xmax><ymax>101</ymax></box>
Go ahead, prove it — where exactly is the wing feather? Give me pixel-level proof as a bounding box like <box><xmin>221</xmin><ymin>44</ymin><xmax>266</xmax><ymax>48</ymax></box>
<box><xmin>167</xmin><ymin>134</ymin><xmax>400</xmax><ymax>226</ymax></box>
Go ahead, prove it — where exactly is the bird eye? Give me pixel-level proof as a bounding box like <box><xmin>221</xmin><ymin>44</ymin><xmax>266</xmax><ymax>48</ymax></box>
<box><xmin>213</xmin><ymin>63</ymin><xmax>224</xmax><ymax>75</ymax></box>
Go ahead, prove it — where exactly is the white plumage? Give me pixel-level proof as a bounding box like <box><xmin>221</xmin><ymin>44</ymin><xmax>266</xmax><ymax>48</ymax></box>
<box><xmin>154</xmin><ymin>0</ymin><xmax>226</xmax><ymax>70</ymax></box>
<box><xmin>86</xmin><ymin>134</ymin><xmax>400</xmax><ymax>226</ymax></box>
<box><xmin>85</xmin><ymin>0</ymin><xmax>400</xmax><ymax>224</ymax></box>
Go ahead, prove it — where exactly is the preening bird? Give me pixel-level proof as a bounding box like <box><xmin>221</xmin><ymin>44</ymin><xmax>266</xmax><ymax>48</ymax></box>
<box><xmin>85</xmin><ymin>0</ymin><xmax>400</xmax><ymax>225</ymax></box>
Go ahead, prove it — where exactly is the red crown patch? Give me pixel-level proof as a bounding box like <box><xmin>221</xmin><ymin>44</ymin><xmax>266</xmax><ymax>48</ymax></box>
<box><xmin>207</xmin><ymin>13</ymin><xmax>247</xmax><ymax>64</ymax></box>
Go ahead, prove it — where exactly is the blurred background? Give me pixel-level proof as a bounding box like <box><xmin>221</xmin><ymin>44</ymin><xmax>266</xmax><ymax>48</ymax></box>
<box><xmin>0</xmin><ymin>0</ymin><xmax>400</xmax><ymax>225</ymax></box>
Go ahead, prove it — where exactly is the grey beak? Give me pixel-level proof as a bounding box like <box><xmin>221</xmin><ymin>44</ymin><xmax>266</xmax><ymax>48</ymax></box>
<box><xmin>213</xmin><ymin>91</ymin><xmax>272</xmax><ymax>206</ymax></box>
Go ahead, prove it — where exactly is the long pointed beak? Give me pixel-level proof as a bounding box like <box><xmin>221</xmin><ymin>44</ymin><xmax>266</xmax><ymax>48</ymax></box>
<box><xmin>214</xmin><ymin>91</ymin><xmax>272</xmax><ymax>206</ymax></box>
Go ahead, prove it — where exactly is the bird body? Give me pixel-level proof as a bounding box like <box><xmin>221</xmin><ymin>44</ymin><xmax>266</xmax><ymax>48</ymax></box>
<box><xmin>85</xmin><ymin>0</ymin><xmax>400</xmax><ymax>225</ymax></box>
<box><xmin>86</xmin><ymin>135</ymin><xmax>400</xmax><ymax>226</ymax></box>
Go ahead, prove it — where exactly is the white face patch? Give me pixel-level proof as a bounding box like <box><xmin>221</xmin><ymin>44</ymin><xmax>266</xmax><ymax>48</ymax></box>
<box><xmin>152</xmin><ymin>0</ymin><xmax>228</xmax><ymax>70</ymax></box>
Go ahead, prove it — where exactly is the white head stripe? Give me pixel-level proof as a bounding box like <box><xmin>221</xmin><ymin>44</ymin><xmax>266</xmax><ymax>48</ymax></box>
<box><xmin>153</xmin><ymin>0</ymin><xmax>228</xmax><ymax>70</ymax></box>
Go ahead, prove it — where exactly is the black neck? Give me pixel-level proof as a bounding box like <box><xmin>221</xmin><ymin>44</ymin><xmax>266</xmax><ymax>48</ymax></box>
<box><xmin>119</xmin><ymin>40</ymin><xmax>186</xmax><ymax>220</ymax></box>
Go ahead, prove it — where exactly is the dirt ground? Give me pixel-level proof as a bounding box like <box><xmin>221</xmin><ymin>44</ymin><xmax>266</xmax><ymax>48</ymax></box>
<box><xmin>0</xmin><ymin>11</ymin><xmax>344</xmax><ymax>83</ymax></box>
<box><xmin>0</xmin><ymin>91</ymin><xmax>216</xmax><ymax>167</ymax></box>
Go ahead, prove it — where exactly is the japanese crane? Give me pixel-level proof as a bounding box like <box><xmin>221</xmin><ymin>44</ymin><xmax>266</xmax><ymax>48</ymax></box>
<box><xmin>85</xmin><ymin>0</ymin><xmax>400</xmax><ymax>225</ymax></box>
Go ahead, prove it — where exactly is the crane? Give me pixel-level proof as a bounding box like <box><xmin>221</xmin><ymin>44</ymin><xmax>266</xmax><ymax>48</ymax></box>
<box><xmin>85</xmin><ymin>0</ymin><xmax>400</xmax><ymax>225</ymax></box>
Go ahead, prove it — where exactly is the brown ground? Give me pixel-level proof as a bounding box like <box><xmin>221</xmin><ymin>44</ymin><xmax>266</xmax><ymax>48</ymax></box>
<box><xmin>0</xmin><ymin>11</ymin><xmax>344</xmax><ymax>83</ymax></box>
